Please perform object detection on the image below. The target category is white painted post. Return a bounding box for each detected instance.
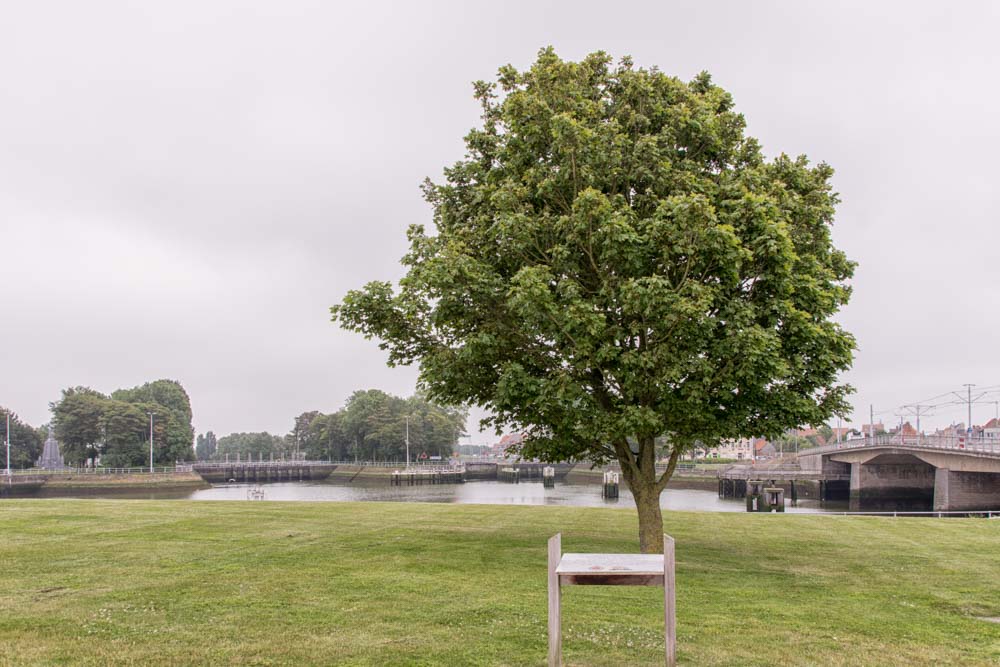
[664,534,676,667]
[548,533,561,667]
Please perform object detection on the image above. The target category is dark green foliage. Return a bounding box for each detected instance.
[298,412,351,461]
[289,391,467,462]
[340,390,467,461]
[334,49,855,550]
[51,379,195,467]
[0,408,44,469]
[112,380,195,463]
[215,432,288,460]
[293,389,469,461]
[195,431,217,461]
[50,387,106,465]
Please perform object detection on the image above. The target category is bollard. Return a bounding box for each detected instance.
[746,480,765,512]
[763,487,785,512]
[602,471,620,499]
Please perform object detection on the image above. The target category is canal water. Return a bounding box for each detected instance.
[32,480,844,513]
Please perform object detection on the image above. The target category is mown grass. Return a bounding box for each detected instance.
[0,500,998,666]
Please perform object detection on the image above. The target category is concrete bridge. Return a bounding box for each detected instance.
[798,436,1000,511]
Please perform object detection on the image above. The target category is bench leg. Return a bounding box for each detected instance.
[548,533,561,667]
[664,534,676,667]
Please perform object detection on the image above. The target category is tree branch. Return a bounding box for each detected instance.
[655,446,681,493]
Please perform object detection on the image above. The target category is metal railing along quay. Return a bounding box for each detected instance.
[6,465,190,476]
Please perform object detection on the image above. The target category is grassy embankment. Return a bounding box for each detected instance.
[41,472,207,489]
[1,501,998,666]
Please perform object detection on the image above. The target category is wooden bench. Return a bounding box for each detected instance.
[547,533,676,666]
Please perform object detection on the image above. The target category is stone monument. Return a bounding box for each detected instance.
[36,427,67,470]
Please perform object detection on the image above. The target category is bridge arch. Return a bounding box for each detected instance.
[799,444,1000,511]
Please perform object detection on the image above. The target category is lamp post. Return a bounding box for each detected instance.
[5,411,10,477]
[405,415,410,470]
[148,412,155,473]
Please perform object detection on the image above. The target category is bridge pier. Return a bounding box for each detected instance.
[934,468,1000,511]
[848,458,935,511]
[805,445,1000,512]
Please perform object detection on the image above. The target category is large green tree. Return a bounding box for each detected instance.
[336,390,466,463]
[195,431,218,461]
[112,380,195,463]
[52,379,195,467]
[215,432,288,460]
[0,408,44,469]
[51,387,107,465]
[333,49,855,552]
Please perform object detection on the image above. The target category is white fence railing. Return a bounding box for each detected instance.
[7,465,188,476]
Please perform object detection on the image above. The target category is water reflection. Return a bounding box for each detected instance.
[27,479,844,512]
[185,480,837,513]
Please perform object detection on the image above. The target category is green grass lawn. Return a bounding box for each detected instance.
[0,500,998,666]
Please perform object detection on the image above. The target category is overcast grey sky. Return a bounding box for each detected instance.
[3,1,999,440]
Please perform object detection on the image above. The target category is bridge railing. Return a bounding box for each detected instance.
[804,434,1000,456]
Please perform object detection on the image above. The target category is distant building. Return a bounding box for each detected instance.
[890,422,918,437]
[934,423,966,438]
[982,418,1000,440]
[862,422,886,435]
[828,426,853,442]
[754,439,777,459]
[491,433,526,457]
[706,437,755,461]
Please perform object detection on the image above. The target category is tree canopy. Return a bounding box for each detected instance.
[195,431,218,461]
[334,49,855,551]
[202,390,466,463]
[215,432,288,460]
[51,379,195,467]
[0,408,44,469]
[291,390,466,463]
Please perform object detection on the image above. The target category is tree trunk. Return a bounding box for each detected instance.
[613,437,681,554]
[632,484,665,554]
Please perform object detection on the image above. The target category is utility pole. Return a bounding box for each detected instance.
[148,412,155,473]
[902,404,935,444]
[953,384,987,438]
[965,383,974,433]
[869,404,875,445]
[5,411,10,476]
[405,415,410,469]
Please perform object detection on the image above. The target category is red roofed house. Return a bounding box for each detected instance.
[491,433,526,458]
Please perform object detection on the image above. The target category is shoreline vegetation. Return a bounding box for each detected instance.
[0,500,997,666]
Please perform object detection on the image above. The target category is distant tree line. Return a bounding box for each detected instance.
[50,379,195,467]
[195,431,217,460]
[196,389,468,463]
